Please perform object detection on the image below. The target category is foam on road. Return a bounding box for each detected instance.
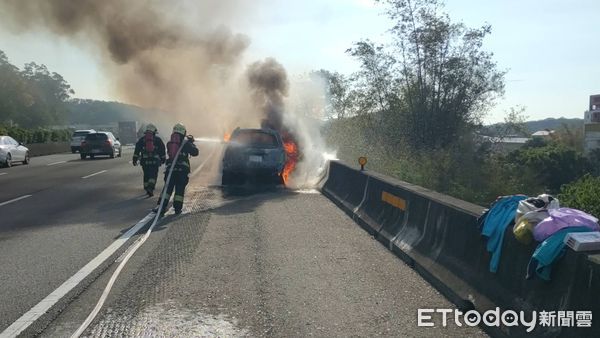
[42,181,485,336]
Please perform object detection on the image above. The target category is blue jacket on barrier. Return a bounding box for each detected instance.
[526,226,591,281]
[481,195,527,273]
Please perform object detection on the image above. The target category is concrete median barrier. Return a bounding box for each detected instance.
[27,142,70,157]
[321,160,600,337]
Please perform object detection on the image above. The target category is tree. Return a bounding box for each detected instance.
[373,0,505,149]
[314,70,356,119]
[0,50,74,128]
[19,62,74,127]
[346,40,398,115]
[551,123,584,152]
[0,50,31,124]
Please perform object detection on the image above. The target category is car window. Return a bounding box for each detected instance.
[73,131,91,137]
[232,131,277,147]
[7,137,18,145]
[85,133,108,141]
[0,137,4,145]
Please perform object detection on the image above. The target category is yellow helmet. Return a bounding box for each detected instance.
[145,123,157,133]
[173,123,186,136]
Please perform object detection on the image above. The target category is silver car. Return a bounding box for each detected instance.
[0,136,30,168]
[70,129,96,153]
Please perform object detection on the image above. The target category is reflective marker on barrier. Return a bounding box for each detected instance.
[381,191,406,210]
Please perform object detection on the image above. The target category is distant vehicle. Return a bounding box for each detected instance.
[118,121,139,145]
[80,132,122,160]
[0,136,30,168]
[222,128,286,185]
[70,129,96,153]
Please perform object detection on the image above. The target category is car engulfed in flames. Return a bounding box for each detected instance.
[221,128,290,186]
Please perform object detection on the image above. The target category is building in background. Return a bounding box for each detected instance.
[480,135,531,154]
[532,130,555,140]
[584,94,600,155]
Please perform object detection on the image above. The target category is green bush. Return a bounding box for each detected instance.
[504,143,587,194]
[0,124,72,143]
[558,174,600,218]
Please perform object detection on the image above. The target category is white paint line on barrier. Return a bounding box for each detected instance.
[81,170,107,179]
[0,195,32,208]
[0,212,156,338]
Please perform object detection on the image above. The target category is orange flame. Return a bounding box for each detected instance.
[223,132,231,141]
[282,139,299,185]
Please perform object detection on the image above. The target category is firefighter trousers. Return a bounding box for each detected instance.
[157,171,189,213]
[142,165,159,192]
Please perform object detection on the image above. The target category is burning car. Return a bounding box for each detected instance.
[222,128,287,186]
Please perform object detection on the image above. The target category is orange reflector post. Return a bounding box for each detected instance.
[358,156,367,170]
[381,191,406,210]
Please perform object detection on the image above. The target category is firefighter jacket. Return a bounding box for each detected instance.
[165,140,199,174]
[133,135,166,166]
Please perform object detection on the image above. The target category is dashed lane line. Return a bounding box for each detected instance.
[47,161,67,166]
[0,173,6,176]
[0,195,32,207]
[81,170,107,179]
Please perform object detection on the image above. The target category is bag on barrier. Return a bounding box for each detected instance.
[513,218,534,245]
[514,194,559,224]
[533,208,600,242]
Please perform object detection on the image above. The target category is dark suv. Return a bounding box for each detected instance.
[222,128,286,185]
[80,132,122,159]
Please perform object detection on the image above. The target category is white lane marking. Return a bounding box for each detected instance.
[0,195,32,207]
[0,212,156,338]
[0,172,6,176]
[72,141,218,337]
[47,161,66,166]
[81,170,107,179]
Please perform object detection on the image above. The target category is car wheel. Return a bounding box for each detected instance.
[221,170,231,186]
[109,151,115,159]
[80,153,87,160]
[90,154,95,159]
[118,147,122,157]
[4,153,12,168]
[23,152,30,165]
[71,148,76,154]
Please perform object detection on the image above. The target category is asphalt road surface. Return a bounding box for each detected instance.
[0,144,484,337]
[2,142,485,337]
[0,145,211,334]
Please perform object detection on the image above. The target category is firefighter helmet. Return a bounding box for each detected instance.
[173,123,186,136]
[145,123,157,133]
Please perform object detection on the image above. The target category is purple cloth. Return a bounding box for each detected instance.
[533,208,599,242]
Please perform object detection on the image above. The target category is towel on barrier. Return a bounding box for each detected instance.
[481,195,527,273]
[526,226,593,281]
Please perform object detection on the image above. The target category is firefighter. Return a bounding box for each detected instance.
[155,123,198,216]
[132,123,166,197]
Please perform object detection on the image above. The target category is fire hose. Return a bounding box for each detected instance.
[71,138,191,338]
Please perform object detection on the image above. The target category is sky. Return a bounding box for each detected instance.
[0,0,598,123]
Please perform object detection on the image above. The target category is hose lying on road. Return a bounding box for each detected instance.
[71,138,190,338]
